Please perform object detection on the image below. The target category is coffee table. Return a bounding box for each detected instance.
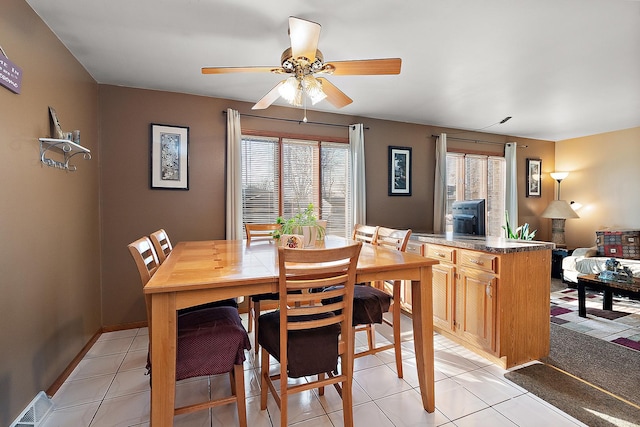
[576,274,640,317]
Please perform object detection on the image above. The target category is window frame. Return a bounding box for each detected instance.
[240,129,351,235]
[446,148,506,237]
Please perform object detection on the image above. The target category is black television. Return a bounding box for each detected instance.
[451,199,486,236]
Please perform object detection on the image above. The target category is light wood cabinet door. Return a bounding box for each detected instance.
[432,262,455,330]
[457,267,497,352]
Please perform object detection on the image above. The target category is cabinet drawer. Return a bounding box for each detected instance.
[459,250,497,273]
[406,241,424,256]
[426,244,456,263]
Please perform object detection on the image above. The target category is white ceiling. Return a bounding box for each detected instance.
[26,0,640,141]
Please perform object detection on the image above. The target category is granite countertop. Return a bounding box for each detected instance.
[411,233,555,254]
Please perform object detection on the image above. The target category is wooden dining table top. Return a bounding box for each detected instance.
[144,235,438,296]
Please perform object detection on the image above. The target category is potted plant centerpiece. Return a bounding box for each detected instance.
[273,204,326,247]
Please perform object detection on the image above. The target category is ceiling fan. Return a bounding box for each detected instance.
[201,16,401,111]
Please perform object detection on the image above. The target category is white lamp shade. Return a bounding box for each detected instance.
[550,172,569,181]
[541,200,580,219]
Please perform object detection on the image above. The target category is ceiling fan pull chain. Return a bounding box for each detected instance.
[303,91,308,122]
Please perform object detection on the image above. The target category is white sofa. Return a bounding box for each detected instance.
[562,246,640,283]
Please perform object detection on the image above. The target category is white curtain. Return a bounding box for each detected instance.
[433,133,447,233]
[226,108,243,240]
[349,124,366,226]
[504,142,518,234]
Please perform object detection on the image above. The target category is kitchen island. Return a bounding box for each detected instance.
[410,233,555,368]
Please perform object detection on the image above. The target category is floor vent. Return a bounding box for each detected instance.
[10,391,53,427]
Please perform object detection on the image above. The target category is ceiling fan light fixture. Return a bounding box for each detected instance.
[279,76,303,107]
[303,75,327,105]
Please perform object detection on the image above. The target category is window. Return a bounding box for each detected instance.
[446,152,505,236]
[241,134,352,237]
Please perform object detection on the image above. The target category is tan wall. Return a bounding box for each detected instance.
[556,127,640,249]
[0,0,100,423]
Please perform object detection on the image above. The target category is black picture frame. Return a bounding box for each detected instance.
[150,123,189,190]
[388,146,412,196]
[526,158,541,198]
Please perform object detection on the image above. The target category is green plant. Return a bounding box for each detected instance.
[272,203,326,240]
[502,210,537,240]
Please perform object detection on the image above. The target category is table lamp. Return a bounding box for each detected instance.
[541,172,578,246]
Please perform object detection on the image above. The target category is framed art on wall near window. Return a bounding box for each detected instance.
[150,123,189,190]
[389,146,411,196]
[526,158,541,198]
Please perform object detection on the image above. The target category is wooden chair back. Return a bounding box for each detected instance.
[127,236,160,330]
[352,224,379,244]
[149,228,173,264]
[278,243,362,331]
[245,223,280,242]
[375,227,412,252]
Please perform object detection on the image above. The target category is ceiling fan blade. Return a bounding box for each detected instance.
[317,78,352,108]
[201,66,281,74]
[252,80,285,110]
[288,16,321,62]
[323,58,402,75]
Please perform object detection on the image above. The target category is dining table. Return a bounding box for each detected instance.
[144,235,438,426]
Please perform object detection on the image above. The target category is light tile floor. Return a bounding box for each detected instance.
[40,308,592,427]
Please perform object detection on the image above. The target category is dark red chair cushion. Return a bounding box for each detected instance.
[157,306,252,381]
[257,311,340,378]
[322,284,391,325]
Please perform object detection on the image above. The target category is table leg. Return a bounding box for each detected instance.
[603,289,613,311]
[150,292,177,426]
[577,283,587,317]
[411,266,435,412]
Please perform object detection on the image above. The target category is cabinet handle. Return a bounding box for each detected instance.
[435,252,446,258]
[470,259,484,266]
[486,284,492,297]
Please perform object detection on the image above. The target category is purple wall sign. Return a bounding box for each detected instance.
[0,55,22,94]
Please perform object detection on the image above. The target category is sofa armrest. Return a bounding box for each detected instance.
[571,246,597,257]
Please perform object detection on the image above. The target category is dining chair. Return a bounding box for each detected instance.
[323,225,412,378]
[149,228,172,264]
[351,223,379,244]
[362,226,412,377]
[127,236,251,425]
[258,243,362,427]
[245,223,281,242]
[245,223,282,353]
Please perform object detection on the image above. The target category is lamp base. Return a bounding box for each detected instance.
[550,218,567,246]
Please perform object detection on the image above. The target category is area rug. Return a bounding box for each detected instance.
[505,323,640,427]
[550,286,640,352]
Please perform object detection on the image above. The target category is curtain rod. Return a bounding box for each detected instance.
[432,134,527,148]
[222,110,369,130]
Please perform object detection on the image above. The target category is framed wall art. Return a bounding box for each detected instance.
[388,146,412,196]
[526,158,541,198]
[150,123,189,190]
